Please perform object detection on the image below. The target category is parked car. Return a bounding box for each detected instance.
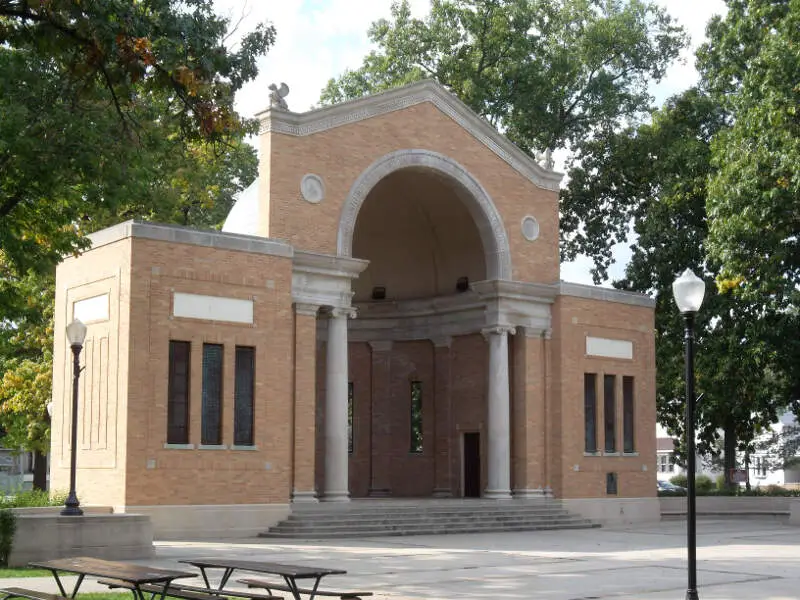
[657,480,687,494]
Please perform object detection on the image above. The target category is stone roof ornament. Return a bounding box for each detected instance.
[535,148,554,170]
[268,82,290,110]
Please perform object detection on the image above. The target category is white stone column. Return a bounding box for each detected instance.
[323,307,354,502]
[483,325,515,499]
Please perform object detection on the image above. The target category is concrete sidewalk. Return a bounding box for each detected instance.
[6,518,799,599]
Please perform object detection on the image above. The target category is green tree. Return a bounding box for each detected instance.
[697,0,800,309]
[561,89,792,485]
[320,0,686,155]
[0,0,273,486]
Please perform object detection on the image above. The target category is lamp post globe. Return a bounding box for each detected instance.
[672,268,705,600]
[62,318,87,516]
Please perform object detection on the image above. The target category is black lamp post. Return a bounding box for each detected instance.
[672,268,706,600]
[62,318,87,516]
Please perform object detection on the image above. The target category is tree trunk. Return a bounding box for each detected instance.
[744,450,751,491]
[32,451,47,491]
[723,421,737,490]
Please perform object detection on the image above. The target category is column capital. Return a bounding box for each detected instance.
[368,340,393,353]
[328,306,357,320]
[294,303,320,317]
[519,326,552,339]
[431,336,452,348]
[481,325,516,341]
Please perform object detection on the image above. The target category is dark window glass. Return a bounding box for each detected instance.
[348,381,354,454]
[410,381,423,453]
[584,374,597,453]
[623,376,635,453]
[167,341,191,444]
[234,346,255,446]
[604,374,616,453]
[201,344,224,446]
[606,472,618,495]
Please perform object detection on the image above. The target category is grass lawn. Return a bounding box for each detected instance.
[0,568,59,578]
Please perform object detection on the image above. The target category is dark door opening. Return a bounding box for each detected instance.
[463,432,481,498]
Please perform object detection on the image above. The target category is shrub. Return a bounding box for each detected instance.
[670,474,688,488]
[695,474,715,493]
[0,509,15,566]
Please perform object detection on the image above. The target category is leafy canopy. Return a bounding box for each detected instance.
[0,0,274,457]
[320,0,686,154]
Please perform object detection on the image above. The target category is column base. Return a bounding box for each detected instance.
[367,488,392,498]
[483,489,512,500]
[321,491,351,503]
[291,490,319,503]
[513,488,549,499]
[432,488,453,498]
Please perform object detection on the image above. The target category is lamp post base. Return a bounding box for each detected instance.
[686,589,699,600]
[61,492,83,516]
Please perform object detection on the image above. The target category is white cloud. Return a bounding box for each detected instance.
[214,0,726,287]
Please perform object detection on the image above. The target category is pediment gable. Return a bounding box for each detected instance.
[257,79,563,192]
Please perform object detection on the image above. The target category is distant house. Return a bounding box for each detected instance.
[656,412,800,488]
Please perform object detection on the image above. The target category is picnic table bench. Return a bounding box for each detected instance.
[240,578,372,600]
[98,579,282,600]
[18,557,197,600]
[0,588,67,600]
[179,558,371,600]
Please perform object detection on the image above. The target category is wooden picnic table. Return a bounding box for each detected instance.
[27,557,198,600]
[178,558,361,600]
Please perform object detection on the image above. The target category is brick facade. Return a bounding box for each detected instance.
[51,81,657,514]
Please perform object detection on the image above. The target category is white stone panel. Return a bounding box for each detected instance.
[586,336,633,359]
[173,293,253,324]
[73,293,110,322]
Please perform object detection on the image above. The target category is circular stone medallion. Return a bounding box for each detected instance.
[521,215,540,241]
[300,174,325,204]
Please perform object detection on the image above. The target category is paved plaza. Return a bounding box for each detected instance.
[15,518,800,599]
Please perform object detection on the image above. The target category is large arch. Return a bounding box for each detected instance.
[336,149,512,281]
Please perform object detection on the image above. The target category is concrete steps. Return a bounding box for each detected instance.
[260,499,599,539]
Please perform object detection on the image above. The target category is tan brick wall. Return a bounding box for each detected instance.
[550,296,657,499]
[263,102,559,284]
[52,238,132,508]
[121,237,295,506]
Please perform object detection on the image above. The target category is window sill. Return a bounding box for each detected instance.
[623,452,639,457]
[603,452,620,457]
[583,451,601,457]
[231,445,258,451]
[198,444,228,450]
[163,443,194,450]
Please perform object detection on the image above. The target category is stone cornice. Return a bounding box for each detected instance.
[559,282,655,308]
[257,79,564,192]
[293,250,369,279]
[88,220,294,258]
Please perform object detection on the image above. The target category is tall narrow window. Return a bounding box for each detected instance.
[201,343,224,446]
[584,374,597,453]
[167,341,191,444]
[604,374,616,453]
[623,376,635,453]
[348,381,354,454]
[234,346,255,446]
[410,381,423,453]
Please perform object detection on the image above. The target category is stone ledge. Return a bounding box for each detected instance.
[9,513,154,567]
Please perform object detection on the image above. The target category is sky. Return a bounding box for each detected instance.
[213,0,727,286]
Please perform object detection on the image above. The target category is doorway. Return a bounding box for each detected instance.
[463,432,481,498]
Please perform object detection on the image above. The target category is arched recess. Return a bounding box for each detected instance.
[337,149,512,281]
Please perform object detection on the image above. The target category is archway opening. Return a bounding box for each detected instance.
[352,167,487,302]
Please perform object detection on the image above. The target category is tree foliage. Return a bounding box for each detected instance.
[560,0,800,478]
[698,0,800,306]
[0,0,274,461]
[320,0,686,154]
[561,89,791,475]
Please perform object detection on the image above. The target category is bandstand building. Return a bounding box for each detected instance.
[50,80,658,538]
